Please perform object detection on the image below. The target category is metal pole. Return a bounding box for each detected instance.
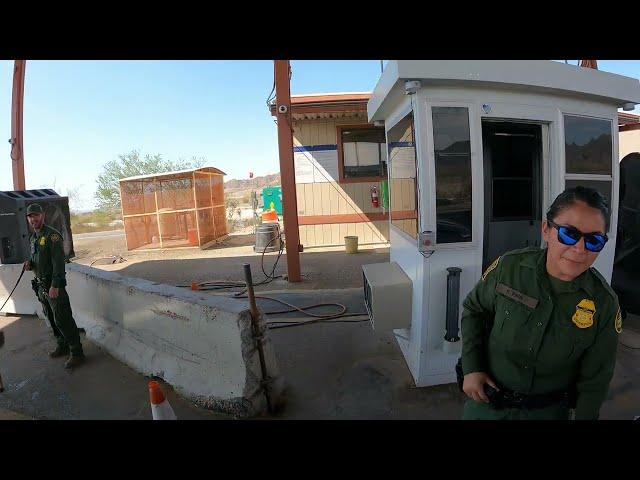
[243,263,273,414]
[274,60,301,282]
[0,331,4,392]
[10,60,26,191]
[444,267,462,343]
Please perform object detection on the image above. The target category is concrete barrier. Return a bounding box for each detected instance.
[0,262,284,417]
[0,264,41,317]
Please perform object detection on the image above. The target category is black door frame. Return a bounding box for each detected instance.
[481,119,543,269]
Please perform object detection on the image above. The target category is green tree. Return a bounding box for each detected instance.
[95,150,206,211]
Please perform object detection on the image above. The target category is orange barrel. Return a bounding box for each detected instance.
[187,229,198,246]
[262,210,278,221]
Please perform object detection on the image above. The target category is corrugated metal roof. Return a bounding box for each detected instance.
[119,166,225,182]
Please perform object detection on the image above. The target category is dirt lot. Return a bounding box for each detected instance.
[71,228,391,292]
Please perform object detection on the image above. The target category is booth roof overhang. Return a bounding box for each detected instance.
[367,60,640,123]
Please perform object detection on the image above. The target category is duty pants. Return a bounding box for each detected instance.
[37,286,84,357]
[462,398,571,420]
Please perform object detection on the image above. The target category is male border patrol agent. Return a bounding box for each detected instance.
[24,203,85,369]
[460,187,620,420]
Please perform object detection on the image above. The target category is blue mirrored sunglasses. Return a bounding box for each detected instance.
[546,219,608,252]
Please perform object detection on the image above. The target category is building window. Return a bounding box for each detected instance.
[564,179,612,214]
[432,106,473,244]
[388,111,419,239]
[563,115,614,229]
[564,115,612,175]
[339,126,387,180]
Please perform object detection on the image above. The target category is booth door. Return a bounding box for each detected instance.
[482,121,543,270]
[612,152,640,315]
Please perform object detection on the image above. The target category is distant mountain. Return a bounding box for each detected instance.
[223,173,281,205]
[565,134,612,173]
[224,173,281,194]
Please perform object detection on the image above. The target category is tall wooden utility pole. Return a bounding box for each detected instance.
[580,60,598,69]
[274,60,301,282]
[10,60,26,191]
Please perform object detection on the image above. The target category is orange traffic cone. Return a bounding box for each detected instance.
[148,380,177,420]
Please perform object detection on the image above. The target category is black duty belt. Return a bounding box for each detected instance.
[484,384,573,410]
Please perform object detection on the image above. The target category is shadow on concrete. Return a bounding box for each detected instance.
[266,319,465,420]
[1,309,639,419]
[0,315,227,420]
[204,233,256,250]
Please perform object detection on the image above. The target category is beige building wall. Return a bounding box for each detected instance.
[619,128,640,160]
[293,113,390,248]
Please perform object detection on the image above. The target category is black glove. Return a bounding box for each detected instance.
[483,384,503,408]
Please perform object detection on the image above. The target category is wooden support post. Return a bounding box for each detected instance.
[274,60,301,282]
[118,182,129,251]
[154,185,163,249]
[192,173,202,247]
[10,60,26,191]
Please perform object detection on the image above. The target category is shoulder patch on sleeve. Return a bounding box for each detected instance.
[615,307,622,334]
[482,256,501,282]
[50,233,61,242]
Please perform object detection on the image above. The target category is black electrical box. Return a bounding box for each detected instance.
[0,189,74,264]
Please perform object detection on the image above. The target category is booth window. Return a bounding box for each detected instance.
[564,115,612,175]
[388,111,419,239]
[564,115,613,229]
[338,126,387,181]
[432,106,473,244]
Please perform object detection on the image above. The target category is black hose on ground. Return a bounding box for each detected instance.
[0,264,26,314]
[176,229,368,328]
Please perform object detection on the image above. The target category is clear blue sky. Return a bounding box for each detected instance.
[0,60,638,211]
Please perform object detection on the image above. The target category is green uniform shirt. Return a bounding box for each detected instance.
[461,247,622,420]
[29,224,67,289]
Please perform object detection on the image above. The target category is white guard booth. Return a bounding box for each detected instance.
[364,60,640,387]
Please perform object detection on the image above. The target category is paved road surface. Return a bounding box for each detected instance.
[73,230,124,240]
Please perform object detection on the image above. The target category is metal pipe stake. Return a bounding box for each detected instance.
[243,264,273,414]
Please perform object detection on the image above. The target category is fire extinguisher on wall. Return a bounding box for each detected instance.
[370,185,379,208]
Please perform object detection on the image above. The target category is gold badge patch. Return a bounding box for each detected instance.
[615,307,622,334]
[39,237,46,246]
[482,256,500,281]
[50,233,61,242]
[572,299,595,329]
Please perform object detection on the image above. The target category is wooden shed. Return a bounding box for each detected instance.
[119,167,227,250]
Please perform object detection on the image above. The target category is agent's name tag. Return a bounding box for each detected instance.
[496,283,539,309]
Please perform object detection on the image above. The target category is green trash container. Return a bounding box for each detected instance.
[262,186,283,215]
[380,180,389,210]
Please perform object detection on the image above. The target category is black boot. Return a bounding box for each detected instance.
[64,355,85,369]
[49,346,70,358]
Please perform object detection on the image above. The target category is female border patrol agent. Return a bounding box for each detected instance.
[461,186,621,420]
[23,203,85,369]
